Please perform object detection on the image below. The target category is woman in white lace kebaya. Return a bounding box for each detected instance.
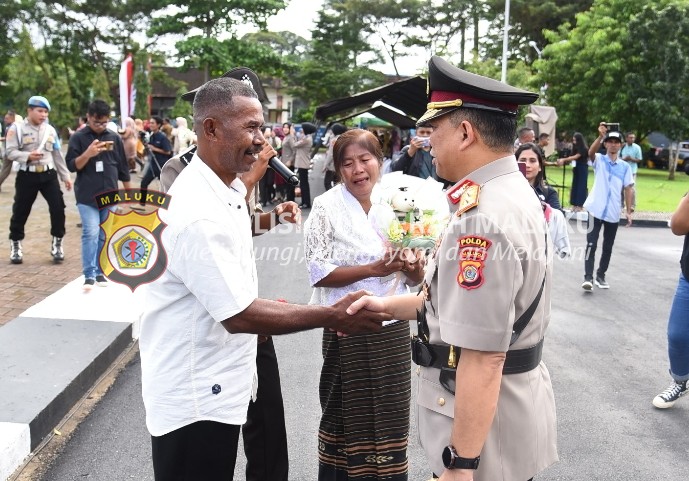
[304,129,424,481]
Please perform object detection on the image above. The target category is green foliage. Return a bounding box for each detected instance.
[169,87,192,120]
[539,0,687,139]
[133,50,152,120]
[150,0,286,82]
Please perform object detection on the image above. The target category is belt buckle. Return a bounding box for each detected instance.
[35,165,45,173]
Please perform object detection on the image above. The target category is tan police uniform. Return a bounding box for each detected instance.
[413,56,558,481]
[418,157,558,480]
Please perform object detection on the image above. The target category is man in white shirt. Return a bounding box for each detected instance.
[139,77,389,481]
[581,126,634,292]
[620,131,642,212]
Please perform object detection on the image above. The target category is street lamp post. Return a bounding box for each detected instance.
[500,0,510,83]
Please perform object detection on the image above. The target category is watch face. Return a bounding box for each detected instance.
[442,446,453,468]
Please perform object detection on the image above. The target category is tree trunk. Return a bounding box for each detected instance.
[668,142,678,180]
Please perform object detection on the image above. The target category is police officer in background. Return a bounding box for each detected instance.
[6,96,72,264]
[348,57,558,481]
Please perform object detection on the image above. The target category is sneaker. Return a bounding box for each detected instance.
[10,240,22,264]
[83,278,95,291]
[581,279,593,292]
[51,236,64,262]
[594,276,609,289]
[653,380,688,409]
[95,275,108,287]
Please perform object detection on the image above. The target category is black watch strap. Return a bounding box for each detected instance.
[442,445,480,470]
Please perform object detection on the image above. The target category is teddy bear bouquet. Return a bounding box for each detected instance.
[371,173,450,251]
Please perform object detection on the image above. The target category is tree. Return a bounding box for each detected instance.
[149,0,286,82]
[538,0,686,154]
[410,0,483,67]
[624,1,689,179]
[346,0,422,78]
[290,0,385,108]
[483,0,594,63]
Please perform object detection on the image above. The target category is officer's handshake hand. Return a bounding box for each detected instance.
[330,290,391,335]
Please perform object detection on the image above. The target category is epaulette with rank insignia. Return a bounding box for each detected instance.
[446,179,480,217]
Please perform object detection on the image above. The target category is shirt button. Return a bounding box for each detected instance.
[438,397,446,407]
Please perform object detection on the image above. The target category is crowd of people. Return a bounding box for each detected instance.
[0,56,687,481]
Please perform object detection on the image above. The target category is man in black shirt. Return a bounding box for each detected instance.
[140,116,172,206]
[66,99,132,290]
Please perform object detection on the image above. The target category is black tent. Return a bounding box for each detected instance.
[330,104,418,129]
[314,76,427,124]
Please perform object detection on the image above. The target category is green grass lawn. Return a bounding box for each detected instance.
[544,165,689,213]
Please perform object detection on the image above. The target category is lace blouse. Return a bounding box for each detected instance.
[303,183,409,308]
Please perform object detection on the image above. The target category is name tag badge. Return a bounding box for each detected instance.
[22,134,34,145]
[95,160,104,172]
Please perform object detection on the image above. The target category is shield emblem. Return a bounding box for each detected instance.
[99,210,168,291]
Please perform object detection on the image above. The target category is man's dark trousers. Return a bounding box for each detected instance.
[9,169,65,240]
[243,337,289,481]
[585,216,619,280]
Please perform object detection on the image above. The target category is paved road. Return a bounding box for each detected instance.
[35,218,689,478]
[9,156,689,480]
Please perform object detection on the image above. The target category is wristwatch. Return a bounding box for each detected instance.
[442,445,480,470]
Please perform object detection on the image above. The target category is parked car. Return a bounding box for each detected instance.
[647,141,689,169]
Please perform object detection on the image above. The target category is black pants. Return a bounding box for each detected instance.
[151,421,240,481]
[298,168,311,206]
[585,216,619,280]
[324,170,335,192]
[9,169,65,240]
[243,338,289,481]
[259,169,275,205]
[140,158,163,205]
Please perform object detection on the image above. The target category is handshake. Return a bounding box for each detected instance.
[328,290,392,335]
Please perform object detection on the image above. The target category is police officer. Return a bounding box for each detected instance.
[6,96,72,264]
[348,57,558,481]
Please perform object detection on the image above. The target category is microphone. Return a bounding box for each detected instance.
[269,156,300,186]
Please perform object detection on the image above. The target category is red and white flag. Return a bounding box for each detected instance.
[119,54,135,125]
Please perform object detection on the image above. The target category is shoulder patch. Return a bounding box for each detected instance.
[456,235,492,290]
[447,180,480,216]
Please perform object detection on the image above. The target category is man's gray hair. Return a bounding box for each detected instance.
[192,77,258,128]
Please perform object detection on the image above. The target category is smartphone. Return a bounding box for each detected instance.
[517,161,527,177]
[417,136,430,148]
[603,122,620,133]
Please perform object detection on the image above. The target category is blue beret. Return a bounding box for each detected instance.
[28,96,51,111]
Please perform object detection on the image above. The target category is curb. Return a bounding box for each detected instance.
[0,278,143,481]
[564,211,670,228]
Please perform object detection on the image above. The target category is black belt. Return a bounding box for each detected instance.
[412,338,544,375]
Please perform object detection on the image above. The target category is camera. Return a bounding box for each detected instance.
[417,136,431,148]
[603,122,620,133]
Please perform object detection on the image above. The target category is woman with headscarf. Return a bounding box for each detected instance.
[120,117,139,173]
[172,116,196,155]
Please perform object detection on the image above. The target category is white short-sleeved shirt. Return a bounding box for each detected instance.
[139,155,258,437]
[583,154,634,223]
[303,184,409,308]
